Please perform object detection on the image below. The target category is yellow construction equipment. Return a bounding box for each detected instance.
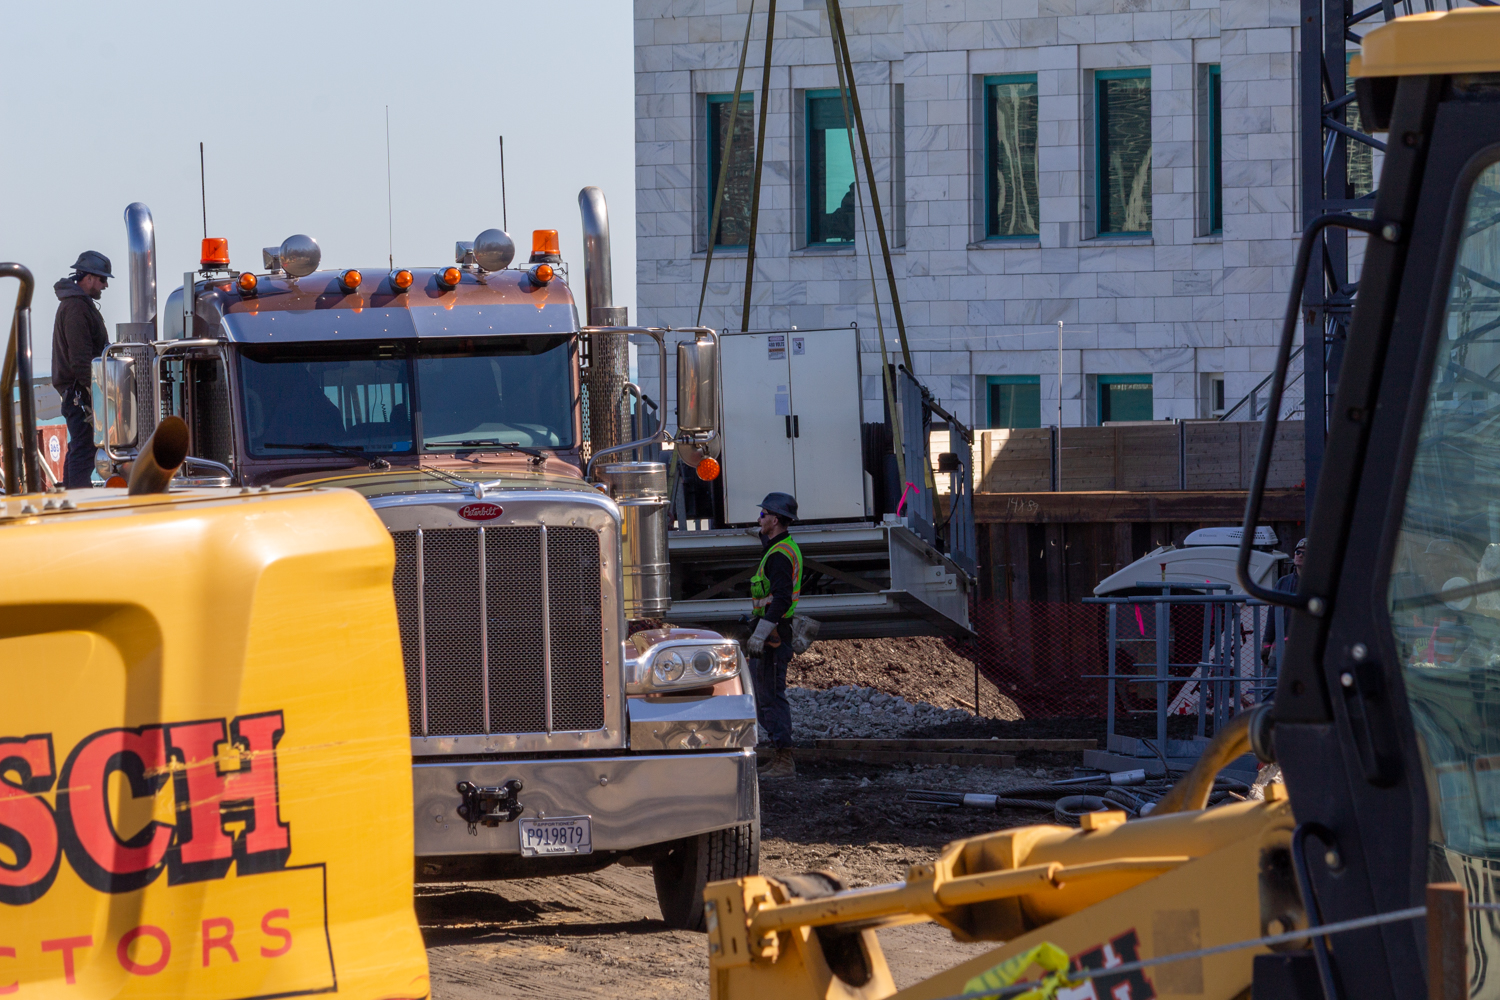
[1,260,429,1000]
[706,7,1500,997]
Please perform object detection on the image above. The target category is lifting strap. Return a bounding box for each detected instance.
[822,0,906,490]
[694,0,758,327]
[739,0,778,332]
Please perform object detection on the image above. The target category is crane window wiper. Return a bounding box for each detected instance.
[262,442,392,469]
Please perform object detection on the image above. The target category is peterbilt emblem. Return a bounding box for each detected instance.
[458,502,504,521]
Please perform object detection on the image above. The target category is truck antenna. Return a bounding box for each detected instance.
[199,142,207,239]
[393,106,399,269]
[498,135,508,232]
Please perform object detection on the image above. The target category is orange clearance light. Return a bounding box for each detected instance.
[532,229,560,257]
[696,456,721,482]
[105,475,127,488]
[391,269,414,291]
[338,269,362,292]
[200,237,230,267]
[236,272,258,294]
[438,266,462,290]
[529,263,554,285]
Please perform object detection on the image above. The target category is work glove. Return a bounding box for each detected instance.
[746,618,776,656]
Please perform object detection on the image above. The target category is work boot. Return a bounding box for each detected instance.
[761,748,796,781]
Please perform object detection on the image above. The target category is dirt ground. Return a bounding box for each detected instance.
[788,635,1022,719]
[422,755,1073,999]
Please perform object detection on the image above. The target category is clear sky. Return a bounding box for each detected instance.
[0,1,636,378]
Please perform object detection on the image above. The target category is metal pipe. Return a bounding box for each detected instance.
[124,203,156,327]
[584,326,680,479]
[579,188,630,458]
[578,187,616,326]
[0,263,38,495]
[126,415,189,495]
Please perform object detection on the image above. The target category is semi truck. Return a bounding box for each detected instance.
[88,189,757,930]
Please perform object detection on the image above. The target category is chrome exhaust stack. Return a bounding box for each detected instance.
[579,187,630,462]
[119,203,156,343]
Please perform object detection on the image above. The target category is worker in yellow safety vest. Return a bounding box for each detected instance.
[747,491,802,781]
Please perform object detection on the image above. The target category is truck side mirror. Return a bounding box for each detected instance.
[91,354,138,450]
[676,332,720,439]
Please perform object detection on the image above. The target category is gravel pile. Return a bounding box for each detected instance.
[761,684,978,742]
[789,637,1022,718]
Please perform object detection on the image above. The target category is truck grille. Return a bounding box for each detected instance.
[391,526,605,737]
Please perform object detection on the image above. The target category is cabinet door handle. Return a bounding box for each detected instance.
[793,415,800,438]
[785,415,792,438]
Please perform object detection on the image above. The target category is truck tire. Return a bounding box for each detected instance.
[652,819,760,931]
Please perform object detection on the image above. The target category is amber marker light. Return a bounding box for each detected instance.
[201,237,230,268]
[438,266,462,290]
[391,269,414,291]
[532,229,560,257]
[236,272,258,295]
[696,457,721,482]
[337,269,362,293]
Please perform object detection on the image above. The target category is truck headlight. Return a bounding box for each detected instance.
[628,641,739,693]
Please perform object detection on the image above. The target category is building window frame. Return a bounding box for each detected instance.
[1096,373,1154,424]
[1094,68,1153,237]
[805,88,859,247]
[986,375,1042,429]
[983,73,1041,241]
[704,92,755,250]
[1202,64,1223,235]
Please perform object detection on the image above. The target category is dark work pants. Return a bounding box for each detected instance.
[59,386,95,489]
[754,639,795,749]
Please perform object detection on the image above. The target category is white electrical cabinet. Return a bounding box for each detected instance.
[718,328,865,524]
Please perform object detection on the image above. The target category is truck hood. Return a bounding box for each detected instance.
[279,467,604,501]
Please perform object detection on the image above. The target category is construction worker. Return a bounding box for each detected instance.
[51,251,113,488]
[747,492,801,781]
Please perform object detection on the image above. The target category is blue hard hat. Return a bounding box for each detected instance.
[759,492,798,522]
[70,251,114,280]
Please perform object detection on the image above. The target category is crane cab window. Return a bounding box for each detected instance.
[1389,160,1500,857]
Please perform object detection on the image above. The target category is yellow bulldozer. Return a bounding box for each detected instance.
[704,8,1500,999]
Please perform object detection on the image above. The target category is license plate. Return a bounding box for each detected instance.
[518,816,593,857]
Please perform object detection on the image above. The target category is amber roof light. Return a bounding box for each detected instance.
[338,269,362,293]
[529,263,554,286]
[201,237,230,268]
[438,266,462,290]
[391,269,414,291]
[236,272,258,295]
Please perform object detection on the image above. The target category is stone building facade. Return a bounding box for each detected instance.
[632,0,1303,432]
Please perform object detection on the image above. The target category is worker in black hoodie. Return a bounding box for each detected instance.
[52,252,113,488]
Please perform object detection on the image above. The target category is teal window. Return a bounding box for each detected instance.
[987,376,1041,428]
[984,75,1040,239]
[706,93,755,247]
[1208,65,1222,234]
[806,90,857,245]
[1098,374,1153,423]
[1096,69,1152,235]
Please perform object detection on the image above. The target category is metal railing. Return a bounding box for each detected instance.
[1083,584,1285,758]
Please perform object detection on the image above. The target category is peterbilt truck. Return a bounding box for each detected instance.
[90,190,756,930]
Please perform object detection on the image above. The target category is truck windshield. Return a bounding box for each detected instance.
[237,335,574,457]
[417,336,573,450]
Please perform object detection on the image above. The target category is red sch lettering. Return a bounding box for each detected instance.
[224,713,290,872]
[56,727,173,893]
[117,925,171,976]
[201,918,239,966]
[0,946,16,995]
[163,720,235,882]
[0,735,60,905]
[260,908,292,958]
[40,936,93,985]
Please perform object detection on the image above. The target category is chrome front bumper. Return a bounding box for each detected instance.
[412,749,758,857]
[627,693,757,751]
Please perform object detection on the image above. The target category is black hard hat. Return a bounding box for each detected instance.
[759,492,798,522]
[70,251,114,280]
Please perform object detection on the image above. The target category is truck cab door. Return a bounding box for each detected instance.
[1276,70,1500,997]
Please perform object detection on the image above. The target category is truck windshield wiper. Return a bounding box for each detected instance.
[450,438,545,460]
[262,442,391,469]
